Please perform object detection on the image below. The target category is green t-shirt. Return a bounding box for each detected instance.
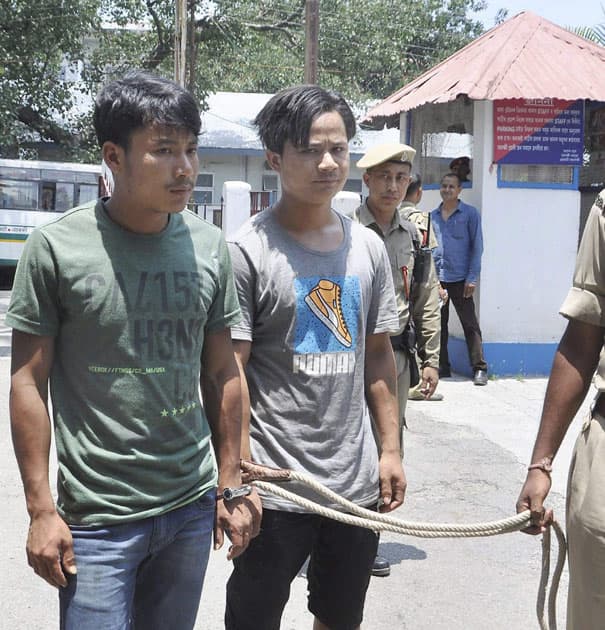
[7,200,241,525]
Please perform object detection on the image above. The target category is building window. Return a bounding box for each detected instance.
[342,179,362,193]
[498,165,577,189]
[581,100,605,193]
[410,97,474,187]
[262,173,279,191]
[194,173,214,204]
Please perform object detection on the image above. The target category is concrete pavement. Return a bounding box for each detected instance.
[0,288,590,628]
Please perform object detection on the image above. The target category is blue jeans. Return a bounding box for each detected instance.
[60,491,216,630]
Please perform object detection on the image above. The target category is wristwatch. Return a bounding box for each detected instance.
[217,485,253,502]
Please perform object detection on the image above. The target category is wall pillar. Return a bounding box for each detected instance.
[222,181,251,238]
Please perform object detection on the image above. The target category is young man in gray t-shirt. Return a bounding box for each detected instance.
[225,85,406,630]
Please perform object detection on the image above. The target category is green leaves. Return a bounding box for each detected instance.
[571,23,605,45]
[0,0,486,156]
[0,0,99,157]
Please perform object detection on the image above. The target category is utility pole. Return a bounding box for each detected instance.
[187,0,197,93]
[174,0,187,87]
[304,0,319,84]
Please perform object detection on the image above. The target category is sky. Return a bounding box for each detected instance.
[474,0,604,29]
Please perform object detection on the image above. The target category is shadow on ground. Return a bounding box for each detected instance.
[377,541,427,565]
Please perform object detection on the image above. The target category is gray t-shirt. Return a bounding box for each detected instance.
[229,208,398,511]
[7,200,241,525]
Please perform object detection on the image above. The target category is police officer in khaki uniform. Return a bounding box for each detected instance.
[349,143,441,576]
[400,172,439,249]
[517,190,605,630]
[401,172,446,402]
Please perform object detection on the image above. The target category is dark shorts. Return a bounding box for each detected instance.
[225,507,379,630]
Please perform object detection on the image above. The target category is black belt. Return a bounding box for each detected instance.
[390,333,406,351]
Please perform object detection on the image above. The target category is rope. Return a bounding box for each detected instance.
[254,479,528,537]
[251,470,567,630]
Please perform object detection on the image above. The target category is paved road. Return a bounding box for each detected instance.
[0,288,588,629]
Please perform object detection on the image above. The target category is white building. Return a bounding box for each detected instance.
[195,91,399,211]
[364,11,605,376]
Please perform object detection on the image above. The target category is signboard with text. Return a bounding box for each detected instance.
[493,99,583,165]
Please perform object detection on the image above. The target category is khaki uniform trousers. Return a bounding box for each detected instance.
[566,410,605,629]
[394,349,410,456]
[370,349,409,458]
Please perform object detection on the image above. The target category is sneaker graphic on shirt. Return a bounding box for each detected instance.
[304,279,352,348]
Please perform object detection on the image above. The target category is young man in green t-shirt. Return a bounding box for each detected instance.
[8,71,259,630]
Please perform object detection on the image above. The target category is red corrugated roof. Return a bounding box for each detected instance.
[363,11,605,123]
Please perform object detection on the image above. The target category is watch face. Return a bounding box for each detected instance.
[222,485,252,501]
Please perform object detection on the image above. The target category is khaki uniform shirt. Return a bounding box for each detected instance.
[559,191,605,391]
[400,201,439,250]
[349,201,441,368]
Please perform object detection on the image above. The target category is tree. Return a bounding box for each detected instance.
[572,23,605,45]
[0,0,486,157]
[84,1,305,109]
[0,0,306,156]
[0,0,100,158]
[317,0,487,102]
[568,5,605,45]
[494,8,508,25]
[208,0,487,104]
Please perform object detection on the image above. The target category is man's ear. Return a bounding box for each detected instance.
[362,171,370,187]
[265,149,281,173]
[102,141,125,175]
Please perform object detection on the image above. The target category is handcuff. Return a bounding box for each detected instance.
[217,485,253,502]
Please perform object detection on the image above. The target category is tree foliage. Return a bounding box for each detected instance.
[0,0,99,157]
[207,0,487,103]
[317,0,486,101]
[0,0,487,157]
[572,23,605,45]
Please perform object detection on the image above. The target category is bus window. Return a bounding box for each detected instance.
[41,186,55,210]
[77,183,99,205]
[55,182,74,212]
[39,182,74,212]
[0,179,37,209]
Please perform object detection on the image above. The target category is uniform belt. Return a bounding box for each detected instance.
[390,333,406,351]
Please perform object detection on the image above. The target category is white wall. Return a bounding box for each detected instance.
[198,154,270,202]
[199,151,368,206]
[333,191,361,216]
[222,181,252,238]
[473,100,579,344]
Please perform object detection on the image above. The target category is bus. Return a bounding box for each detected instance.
[0,158,111,268]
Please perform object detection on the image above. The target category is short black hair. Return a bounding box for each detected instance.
[254,84,356,154]
[449,156,470,169]
[94,71,201,149]
[441,172,461,186]
[405,172,422,199]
